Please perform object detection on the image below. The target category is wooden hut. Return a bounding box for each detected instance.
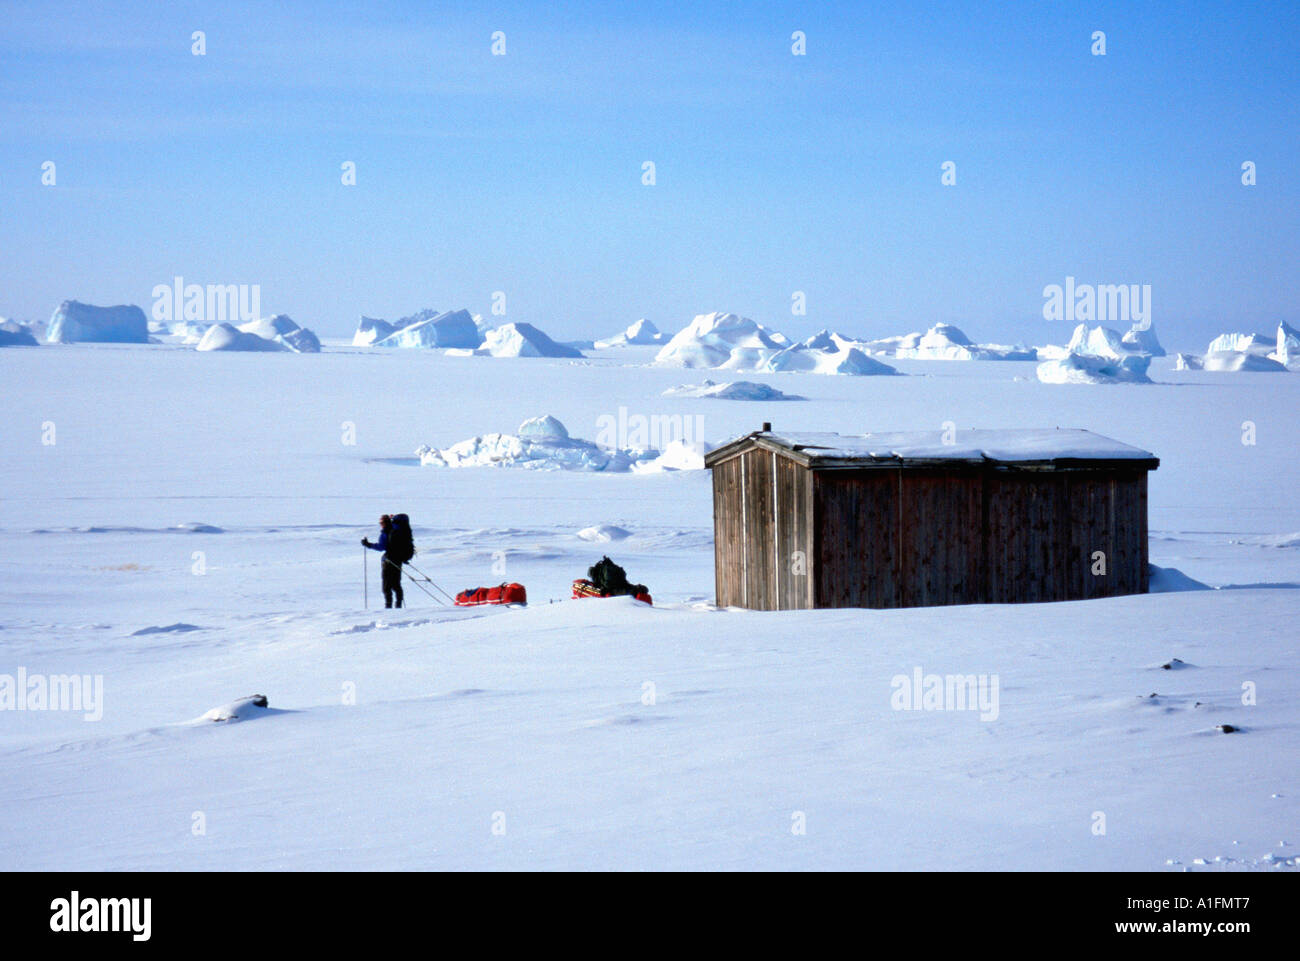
[704,425,1158,610]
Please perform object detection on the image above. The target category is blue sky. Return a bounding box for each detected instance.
[2,0,1296,349]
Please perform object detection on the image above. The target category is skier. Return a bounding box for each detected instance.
[362,514,404,609]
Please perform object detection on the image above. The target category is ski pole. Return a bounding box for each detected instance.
[363,545,368,609]
[405,560,458,604]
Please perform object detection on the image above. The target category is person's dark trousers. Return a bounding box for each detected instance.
[382,557,404,608]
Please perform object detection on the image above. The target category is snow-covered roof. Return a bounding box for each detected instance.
[705,428,1158,469]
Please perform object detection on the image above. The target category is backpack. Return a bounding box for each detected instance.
[387,513,415,563]
[587,556,647,598]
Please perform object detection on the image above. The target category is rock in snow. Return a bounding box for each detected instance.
[596,319,667,348]
[46,300,149,344]
[200,694,270,723]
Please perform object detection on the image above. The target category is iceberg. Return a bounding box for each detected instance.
[196,323,289,352]
[372,309,482,349]
[237,314,320,353]
[596,318,666,348]
[416,415,657,471]
[46,300,149,344]
[0,319,39,347]
[654,312,790,369]
[475,322,584,358]
[1036,352,1152,384]
[663,379,806,401]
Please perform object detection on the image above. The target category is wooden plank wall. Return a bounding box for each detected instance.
[711,455,743,607]
[812,469,900,608]
[773,454,814,609]
[896,469,985,607]
[714,449,1151,609]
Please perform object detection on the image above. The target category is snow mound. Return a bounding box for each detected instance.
[1148,565,1212,592]
[46,300,149,344]
[654,312,790,368]
[663,379,806,400]
[196,323,288,352]
[0,319,39,347]
[238,315,320,353]
[1036,352,1152,384]
[373,309,482,349]
[475,322,584,358]
[632,439,710,473]
[596,318,666,348]
[416,415,658,471]
[199,694,270,723]
[578,525,632,542]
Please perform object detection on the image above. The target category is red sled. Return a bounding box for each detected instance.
[571,578,652,606]
[454,583,527,607]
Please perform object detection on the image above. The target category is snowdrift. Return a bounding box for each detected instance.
[663,379,806,401]
[46,300,149,344]
[596,318,666,348]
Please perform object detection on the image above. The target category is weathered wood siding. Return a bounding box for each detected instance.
[711,453,744,607]
[713,447,1151,610]
[896,468,985,607]
[712,449,814,608]
[812,469,900,608]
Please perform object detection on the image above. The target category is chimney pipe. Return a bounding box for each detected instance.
[761,422,772,433]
